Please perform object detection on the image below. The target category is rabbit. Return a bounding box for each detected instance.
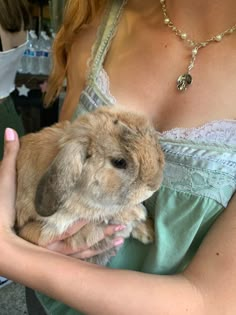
[15,106,165,265]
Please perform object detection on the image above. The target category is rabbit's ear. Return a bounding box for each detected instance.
[35,140,88,217]
[114,119,139,141]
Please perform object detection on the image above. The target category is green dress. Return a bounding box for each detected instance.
[36,1,236,314]
[0,96,24,159]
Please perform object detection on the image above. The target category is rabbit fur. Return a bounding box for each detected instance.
[15,106,165,265]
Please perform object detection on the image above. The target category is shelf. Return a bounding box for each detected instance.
[16,73,48,90]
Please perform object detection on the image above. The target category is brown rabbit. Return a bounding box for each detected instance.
[15,106,164,265]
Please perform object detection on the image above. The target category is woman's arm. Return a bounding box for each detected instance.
[184,192,236,314]
[0,129,235,315]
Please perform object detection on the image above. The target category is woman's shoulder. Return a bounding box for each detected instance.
[69,8,105,59]
[67,14,104,86]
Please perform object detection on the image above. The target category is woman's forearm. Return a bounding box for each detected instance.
[2,193,236,315]
[1,233,203,315]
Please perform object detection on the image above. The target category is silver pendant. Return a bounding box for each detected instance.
[176,73,192,91]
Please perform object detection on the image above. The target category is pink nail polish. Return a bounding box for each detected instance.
[5,128,15,141]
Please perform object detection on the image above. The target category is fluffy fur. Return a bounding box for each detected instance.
[15,106,165,265]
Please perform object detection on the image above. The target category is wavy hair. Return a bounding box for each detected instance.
[44,0,108,106]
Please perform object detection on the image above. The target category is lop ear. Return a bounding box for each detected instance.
[113,119,139,143]
[35,140,88,217]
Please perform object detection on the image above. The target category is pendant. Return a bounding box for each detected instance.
[176,73,192,91]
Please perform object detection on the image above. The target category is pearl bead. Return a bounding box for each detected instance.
[187,40,195,47]
[160,0,165,3]
[180,33,187,40]
[215,35,222,41]
[192,48,198,55]
[164,18,170,24]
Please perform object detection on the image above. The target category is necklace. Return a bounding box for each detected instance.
[160,0,236,91]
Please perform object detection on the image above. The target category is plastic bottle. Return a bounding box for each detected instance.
[37,31,47,50]
[19,44,30,73]
[36,31,45,74]
[19,31,33,73]
[38,33,52,75]
[27,30,39,74]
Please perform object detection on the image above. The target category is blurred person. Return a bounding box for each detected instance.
[0,0,30,159]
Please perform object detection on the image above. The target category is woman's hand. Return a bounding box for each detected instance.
[0,128,19,235]
[45,223,125,260]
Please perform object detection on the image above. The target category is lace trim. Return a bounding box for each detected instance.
[162,162,235,207]
[96,68,117,104]
[160,120,236,145]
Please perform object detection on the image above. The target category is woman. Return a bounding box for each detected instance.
[1,0,236,314]
[0,0,30,159]
[0,0,29,289]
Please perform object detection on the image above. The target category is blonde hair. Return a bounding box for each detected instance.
[45,0,108,106]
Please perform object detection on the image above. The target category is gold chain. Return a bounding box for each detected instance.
[160,0,236,91]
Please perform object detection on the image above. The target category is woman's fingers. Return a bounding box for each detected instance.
[45,220,88,244]
[46,239,84,254]
[0,128,19,198]
[70,237,124,260]
[103,224,126,237]
[0,128,19,230]
[46,224,126,256]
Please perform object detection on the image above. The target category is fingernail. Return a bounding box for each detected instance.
[5,128,15,141]
[113,238,124,246]
[114,225,126,232]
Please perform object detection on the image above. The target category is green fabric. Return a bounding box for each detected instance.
[0,96,24,159]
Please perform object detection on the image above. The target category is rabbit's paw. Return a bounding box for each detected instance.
[131,218,155,244]
[133,204,148,222]
[38,228,58,247]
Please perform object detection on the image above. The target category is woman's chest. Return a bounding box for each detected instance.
[103,32,236,131]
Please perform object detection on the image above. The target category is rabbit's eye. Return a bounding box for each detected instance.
[110,158,127,169]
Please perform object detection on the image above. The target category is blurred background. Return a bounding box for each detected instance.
[12,0,66,135]
[0,1,66,313]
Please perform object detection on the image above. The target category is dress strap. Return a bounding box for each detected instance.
[87,0,127,82]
